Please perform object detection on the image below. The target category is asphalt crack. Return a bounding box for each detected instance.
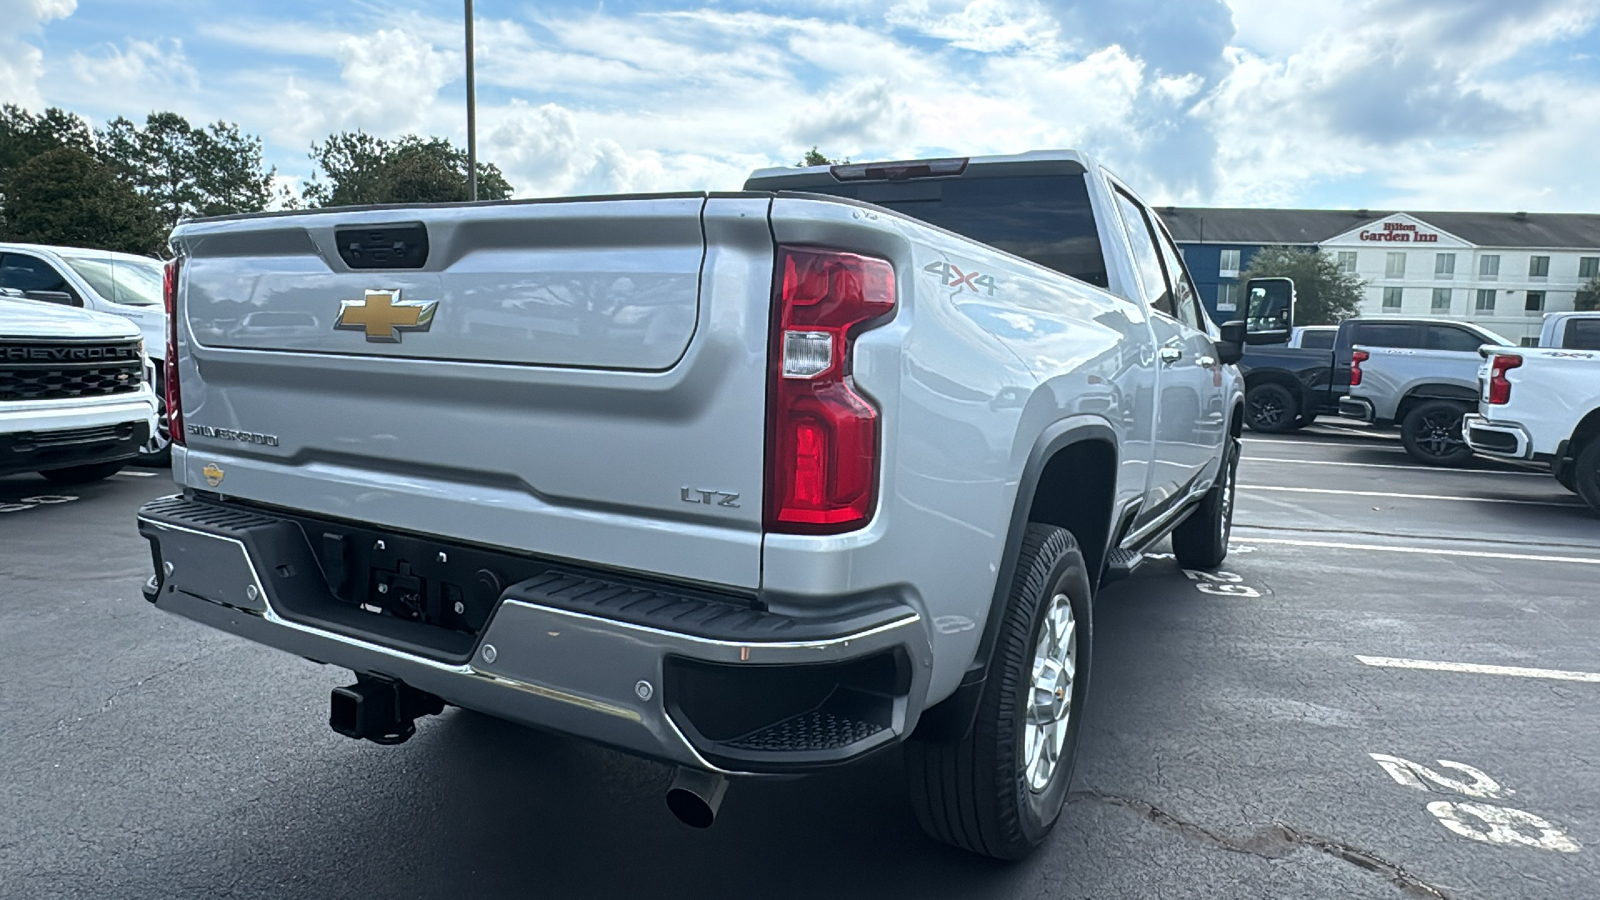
[1073,790,1451,900]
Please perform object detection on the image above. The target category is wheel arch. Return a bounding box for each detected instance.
[1396,383,1478,423]
[1570,406,1600,455]
[912,417,1117,741]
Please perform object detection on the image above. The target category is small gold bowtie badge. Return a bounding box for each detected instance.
[202,463,225,487]
[335,289,438,343]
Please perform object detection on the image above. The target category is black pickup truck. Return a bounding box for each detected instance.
[1239,317,1509,433]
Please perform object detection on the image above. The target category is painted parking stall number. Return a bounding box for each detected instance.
[1368,753,1580,853]
[0,495,78,514]
[1182,569,1262,598]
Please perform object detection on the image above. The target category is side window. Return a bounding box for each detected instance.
[1154,225,1206,332]
[0,253,76,303]
[1425,325,1489,353]
[1352,323,1420,348]
[1110,190,1175,317]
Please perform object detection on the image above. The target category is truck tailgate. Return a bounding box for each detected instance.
[170,195,774,589]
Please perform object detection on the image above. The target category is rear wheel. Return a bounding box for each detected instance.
[40,461,124,484]
[1574,440,1600,517]
[1245,383,1299,433]
[1400,400,1473,466]
[904,524,1091,860]
[1173,432,1239,569]
[1556,465,1578,494]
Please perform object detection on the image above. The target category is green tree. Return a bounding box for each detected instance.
[0,105,95,177]
[302,132,512,207]
[1237,245,1367,326]
[97,112,274,232]
[1577,276,1600,312]
[799,146,847,167]
[0,147,161,254]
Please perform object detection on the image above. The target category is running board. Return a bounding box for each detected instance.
[1102,548,1145,585]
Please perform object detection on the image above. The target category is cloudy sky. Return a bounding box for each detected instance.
[5,0,1600,211]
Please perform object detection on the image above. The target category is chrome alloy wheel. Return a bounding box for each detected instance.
[1024,593,1078,793]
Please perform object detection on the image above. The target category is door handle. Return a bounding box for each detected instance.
[1195,355,1217,368]
[1159,347,1183,365]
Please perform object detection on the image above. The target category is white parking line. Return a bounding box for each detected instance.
[1241,456,1547,477]
[115,471,157,478]
[1242,438,1403,450]
[1357,655,1600,684]
[1235,536,1600,566]
[1240,485,1580,507]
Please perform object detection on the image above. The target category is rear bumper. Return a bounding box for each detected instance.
[1462,414,1531,459]
[1337,395,1375,424]
[136,495,933,775]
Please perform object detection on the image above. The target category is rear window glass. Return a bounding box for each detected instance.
[788,175,1109,289]
[1425,325,1490,352]
[1564,319,1600,350]
[1299,329,1335,350]
[1351,323,1419,348]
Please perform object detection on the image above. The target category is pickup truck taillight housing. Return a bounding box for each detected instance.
[766,247,896,533]
[1487,353,1522,405]
[164,257,184,447]
[1350,349,1368,386]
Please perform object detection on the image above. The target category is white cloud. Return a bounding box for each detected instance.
[0,0,76,109]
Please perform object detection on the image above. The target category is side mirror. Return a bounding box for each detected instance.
[23,290,78,307]
[1243,277,1294,345]
[1217,320,1246,365]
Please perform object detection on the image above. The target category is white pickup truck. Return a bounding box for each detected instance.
[1,290,160,483]
[1537,311,1600,350]
[1463,347,1600,513]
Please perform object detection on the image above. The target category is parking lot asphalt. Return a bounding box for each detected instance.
[3,425,1598,899]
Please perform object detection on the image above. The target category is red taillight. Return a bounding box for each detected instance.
[1488,354,1522,405]
[163,257,184,447]
[1350,349,1368,386]
[766,247,896,533]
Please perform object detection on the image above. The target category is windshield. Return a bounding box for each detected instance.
[786,174,1109,289]
[60,255,164,307]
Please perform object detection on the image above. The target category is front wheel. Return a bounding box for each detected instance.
[1400,401,1473,466]
[134,372,172,467]
[904,524,1092,860]
[1172,433,1239,569]
[1245,384,1299,433]
[1574,440,1600,517]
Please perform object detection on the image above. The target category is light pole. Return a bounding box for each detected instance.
[465,0,478,201]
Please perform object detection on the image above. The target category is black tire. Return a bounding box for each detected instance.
[134,371,172,468]
[904,524,1092,860]
[40,461,125,484]
[1173,432,1239,569]
[1245,383,1299,433]
[1400,400,1474,466]
[1574,440,1600,517]
[1555,465,1578,494]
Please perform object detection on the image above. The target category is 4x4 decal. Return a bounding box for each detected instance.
[924,261,997,296]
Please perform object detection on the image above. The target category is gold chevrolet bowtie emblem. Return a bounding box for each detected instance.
[335,289,438,343]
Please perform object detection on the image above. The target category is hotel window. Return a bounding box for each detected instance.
[1218,249,1241,276]
[1581,257,1600,279]
[1480,254,1500,279]
[1336,251,1358,274]
[1525,290,1545,313]
[1431,288,1452,311]
[1434,253,1455,279]
[1520,337,1540,347]
[1217,282,1239,312]
[1529,256,1550,279]
[1382,286,1403,310]
[1475,289,1496,312]
[1385,252,1406,278]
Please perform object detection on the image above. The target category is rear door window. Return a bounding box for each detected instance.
[1110,190,1175,316]
[1351,323,1421,348]
[1563,319,1600,350]
[1424,325,1490,352]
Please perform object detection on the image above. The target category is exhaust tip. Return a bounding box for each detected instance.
[666,767,728,829]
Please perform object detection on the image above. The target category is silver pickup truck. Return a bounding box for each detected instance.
[136,150,1244,859]
[1337,320,1512,465]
